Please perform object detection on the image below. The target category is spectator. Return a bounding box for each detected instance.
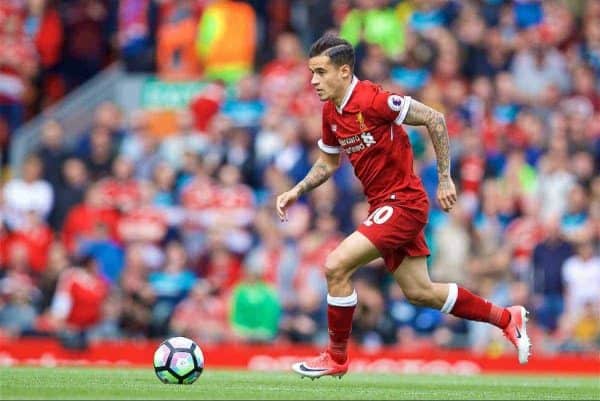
[272,118,311,184]
[430,201,471,285]
[59,0,111,90]
[25,0,64,110]
[3,154,53,230]
[156,0,201,81]
[351,277,397,350]
[197,233,243,293]
[119,110,162,180]
[536,144,576,220]
[339,0,406,61]
[279,282,327,345]
[78,221,125,286]
[84,127,118,181]
[117,181,169,248]
[97,156,143,213]
[260,31,308,106]
[3,210,54,275]
[36,119,70,189]
[116,0,158,73]
[221,127,257,187]
[159,110,208,170]
[390,30,434,93]
[61,183,120,254]
[178,152,219,259]
[76,102,125,161]
[49,157,89,231]
[213,164,255,230]
[148,240,197,337]
[560,183,591,243]
[0,242,40,336]
[561,235,600,322]
[577,8,600,77]
[0,3,38,137]
[118,243,155,338]
[244,220,298,307]
[229,261,281,343]
[196,0,257,84]
[49,253,110,349]
[169,279,230,343]
[221,75,266,130]
[37,241,70,315]
[511,25,570,102]
[531,215,574,333]
[150,161,178,208]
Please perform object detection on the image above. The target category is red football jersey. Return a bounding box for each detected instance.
[319,77,427,208]
[320,77,427,207]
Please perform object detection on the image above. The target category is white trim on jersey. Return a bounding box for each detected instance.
[318,139,341,154]
[394,96,412,125]
[336,75,359,114]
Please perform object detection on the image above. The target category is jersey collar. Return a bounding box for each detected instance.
[335,75,358,114]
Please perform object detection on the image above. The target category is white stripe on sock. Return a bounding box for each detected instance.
[327,289,358,307]
[440,283,458,314]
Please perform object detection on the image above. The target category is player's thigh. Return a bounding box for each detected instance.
[326,230,381,276]
[391,255,433,293]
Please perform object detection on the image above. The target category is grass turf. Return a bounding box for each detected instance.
[0,366,598,400]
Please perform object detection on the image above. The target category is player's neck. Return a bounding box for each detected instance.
[333,77,355,108]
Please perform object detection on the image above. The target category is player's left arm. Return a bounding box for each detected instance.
[403,98,457,212]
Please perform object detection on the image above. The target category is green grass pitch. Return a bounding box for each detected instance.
[0,366,598,400]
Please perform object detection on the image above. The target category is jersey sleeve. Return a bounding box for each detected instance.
[318,104,341,154]
[371,89,412,126]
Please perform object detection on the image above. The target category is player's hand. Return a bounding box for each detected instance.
[276,188,300,222]
[437,177,457,213]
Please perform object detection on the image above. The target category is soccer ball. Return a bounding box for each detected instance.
[153,336,204,384]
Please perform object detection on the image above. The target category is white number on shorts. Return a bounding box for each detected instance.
[364,206,393,226]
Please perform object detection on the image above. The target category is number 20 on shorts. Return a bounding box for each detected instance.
[364,206,393,226]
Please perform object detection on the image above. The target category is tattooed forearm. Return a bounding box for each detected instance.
[403,99,451,180]
[294,159,334,196]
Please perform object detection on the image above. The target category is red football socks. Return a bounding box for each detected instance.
[450,286,511,329]
[326,290,357,364]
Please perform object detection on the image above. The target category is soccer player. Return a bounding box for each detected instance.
[275,34,531,379]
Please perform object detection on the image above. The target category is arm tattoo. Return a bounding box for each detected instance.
[403,99,451,180]
[295,159,333,196]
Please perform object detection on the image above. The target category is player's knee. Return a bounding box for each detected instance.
[404,287,434,307]
[324,252,350,283]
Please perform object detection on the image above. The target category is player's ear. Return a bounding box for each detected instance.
[340,64,351,79]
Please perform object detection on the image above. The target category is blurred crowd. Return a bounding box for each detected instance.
[0,0,599,357]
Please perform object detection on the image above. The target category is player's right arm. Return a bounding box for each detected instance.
[276,151,340,221]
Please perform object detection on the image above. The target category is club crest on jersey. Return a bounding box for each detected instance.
[387,95,404,112]
[356,112,368,132]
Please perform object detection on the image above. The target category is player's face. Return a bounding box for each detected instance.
[308,55,350,104]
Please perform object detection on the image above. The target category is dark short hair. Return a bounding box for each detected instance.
[309,34,355,71]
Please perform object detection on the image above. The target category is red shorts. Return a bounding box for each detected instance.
[357,200,430,273]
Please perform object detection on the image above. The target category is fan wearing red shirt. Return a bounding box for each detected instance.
[49,254,109,334]
[276,35,531,379]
